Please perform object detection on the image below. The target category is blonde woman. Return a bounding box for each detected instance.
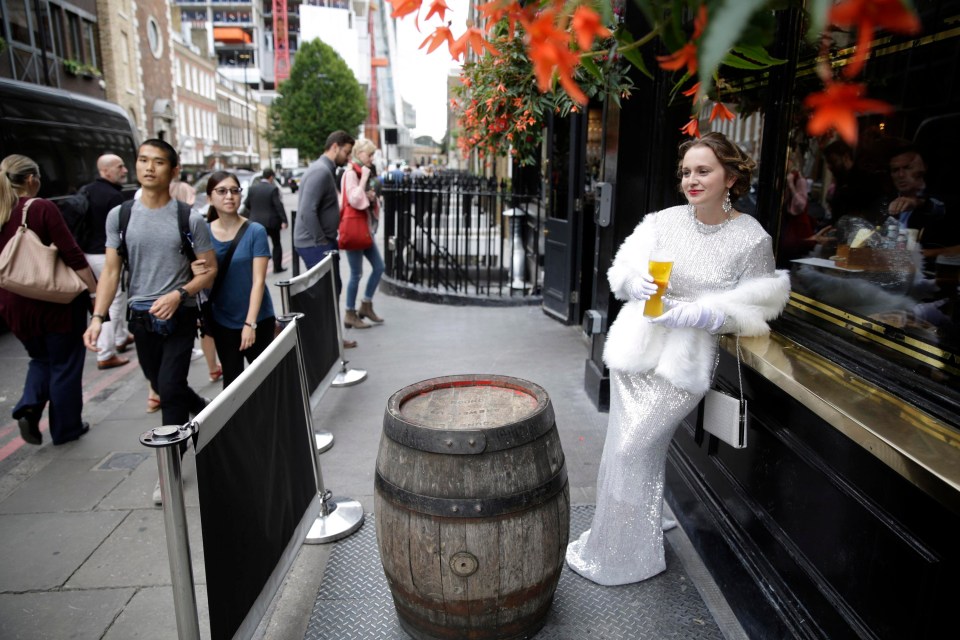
[341,139,386,328]
[0,155,97,445]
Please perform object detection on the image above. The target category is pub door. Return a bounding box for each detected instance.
[542,112,588,323]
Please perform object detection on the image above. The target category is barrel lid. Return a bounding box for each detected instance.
[383,374,555,454]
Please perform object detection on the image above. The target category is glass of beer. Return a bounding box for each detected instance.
[644,249,673,318]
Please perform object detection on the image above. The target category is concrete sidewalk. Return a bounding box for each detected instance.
[0,194,744,638]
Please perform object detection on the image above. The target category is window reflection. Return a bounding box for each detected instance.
[777,3,959,387]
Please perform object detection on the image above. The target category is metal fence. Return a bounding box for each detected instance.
[381,173,543,299]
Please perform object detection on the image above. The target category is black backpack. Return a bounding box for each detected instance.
[117,199,196,290]
[57,185,92,247]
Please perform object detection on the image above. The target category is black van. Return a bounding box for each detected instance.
[0,78,139,199]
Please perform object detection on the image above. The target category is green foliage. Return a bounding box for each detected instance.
[452,30,634,166]
[268,39,367,159]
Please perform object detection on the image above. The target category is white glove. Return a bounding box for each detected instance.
[625,274,658,301]
[649,300,725,332]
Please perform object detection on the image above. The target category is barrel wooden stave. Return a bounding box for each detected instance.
[376,487,569,640]
[375,376,569,640]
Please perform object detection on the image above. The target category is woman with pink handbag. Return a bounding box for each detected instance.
[0,155,98,445]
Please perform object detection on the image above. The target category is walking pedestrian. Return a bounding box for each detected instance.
[341,139,385,328]
[83,139,216,504]
[80,154,135,370]
[295,130,356,348]
[243,168,288,273]
[0,154,98,445]
[196,171,276,387]
[565,133,790,585]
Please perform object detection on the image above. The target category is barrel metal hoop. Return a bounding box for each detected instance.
[375,465,568,518]
[383,376,556,454]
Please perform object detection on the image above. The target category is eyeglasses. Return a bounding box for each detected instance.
[213,187,242,196]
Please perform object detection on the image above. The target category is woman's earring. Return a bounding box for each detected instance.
[722,190,733,214]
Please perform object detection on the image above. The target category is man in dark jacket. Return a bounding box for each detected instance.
[83,154,134,369]
[243,168,288,273]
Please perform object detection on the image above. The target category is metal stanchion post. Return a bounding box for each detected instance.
[140,424,201,640]
[278,313,364,544]
[325,249,368,388]
[290,209,299,278]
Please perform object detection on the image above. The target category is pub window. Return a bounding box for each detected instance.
[7,0,32,47]
[775,0,959,413]
[83,19,97,67]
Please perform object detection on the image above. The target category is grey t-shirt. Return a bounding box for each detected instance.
[105,199,213,306]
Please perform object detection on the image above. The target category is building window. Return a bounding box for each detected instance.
[147,16,163,59]
[769,1,959,414]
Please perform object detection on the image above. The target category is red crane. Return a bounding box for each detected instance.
[273,0,290,85]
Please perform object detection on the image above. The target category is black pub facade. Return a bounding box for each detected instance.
[554,1,960,637]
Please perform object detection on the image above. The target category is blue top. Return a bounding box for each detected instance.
[210,221,275,329]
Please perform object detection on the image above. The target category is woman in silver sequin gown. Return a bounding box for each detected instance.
[566,133,791,586]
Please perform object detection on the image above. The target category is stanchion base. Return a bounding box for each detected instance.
[315,431,334,454]
[303,497,365,544]
[332,368,367,387]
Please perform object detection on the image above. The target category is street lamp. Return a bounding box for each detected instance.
[236,50,253,166]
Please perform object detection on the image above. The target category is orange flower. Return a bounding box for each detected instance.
[476,0,523,38]
[523,9,586,103]
[680,116,701,138]
[388,0,422,20]
[830,0,921,78]
[419,25,455,54]
[657,5,708,75]
[571,6,611,51]
[450,24,500,60]
[657,43,698,74]
[804,81,893,145]
[681,81,701,98]
[709,101,735,122]
[423,0,450,23]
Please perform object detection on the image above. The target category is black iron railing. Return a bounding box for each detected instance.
[381,173,543,299]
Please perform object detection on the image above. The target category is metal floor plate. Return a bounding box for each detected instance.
[305,505,724,640]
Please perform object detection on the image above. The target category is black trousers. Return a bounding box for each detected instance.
[210,317,277,387]
[130,305,207,426]
[265,225,284,271]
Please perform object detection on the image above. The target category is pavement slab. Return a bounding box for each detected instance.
[102,584,210,640]
[66,507,206,589]
[0,587,134,640]
[0,510,128,591]
[0,457,127,514]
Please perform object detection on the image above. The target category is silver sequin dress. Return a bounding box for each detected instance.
[566,205,777,586]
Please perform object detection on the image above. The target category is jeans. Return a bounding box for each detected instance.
[344,243,385,310]
[210,317,276,387]
[296,242,341,295]
[129,305,207,427]
[13,305,87,444]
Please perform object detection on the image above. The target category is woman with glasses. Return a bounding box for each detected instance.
[193,171,276,386]
[0,154,98,445]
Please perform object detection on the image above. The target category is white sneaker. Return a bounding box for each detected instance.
[191,348,204,361]
[153,480,162,506]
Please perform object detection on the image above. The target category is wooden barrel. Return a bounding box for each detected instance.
[375,375,569,640]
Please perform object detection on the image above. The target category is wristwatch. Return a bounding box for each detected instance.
[244,321,257,330]
[92,313,109,322]
[177,287,189,302]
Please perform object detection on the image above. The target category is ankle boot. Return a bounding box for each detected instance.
[344,309,371,329]
[359,300,384,323]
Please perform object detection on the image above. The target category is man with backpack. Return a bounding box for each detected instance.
[83,140,216,504]
[73,154,134,369]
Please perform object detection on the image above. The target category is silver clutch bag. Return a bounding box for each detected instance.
[696,336,748,449]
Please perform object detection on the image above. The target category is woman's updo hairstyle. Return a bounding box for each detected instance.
[678,132,757,201]
[204,171,239,223]
[353,138,376,160]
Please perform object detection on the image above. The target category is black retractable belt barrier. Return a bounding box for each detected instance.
[141,317,326,640]
[275,255,365,544]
